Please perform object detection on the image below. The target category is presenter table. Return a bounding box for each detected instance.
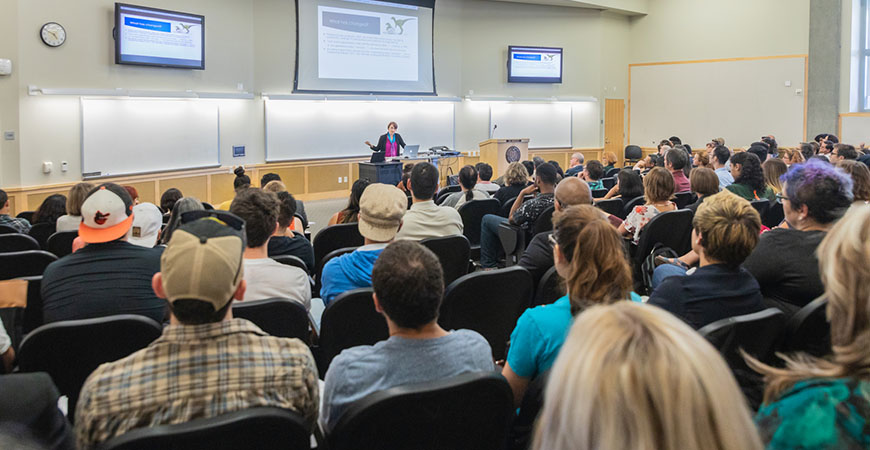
[358,162,404,186]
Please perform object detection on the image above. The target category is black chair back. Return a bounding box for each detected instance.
[16,211,35,223]
[591,189,609,199]
[318,288,388,373]
[634,209,694,261]
[46,231,78,258]
[780,296,830,357]
[441,266,533,360]
[232,298,310,343]
[328,372,513,450]
[0,250,57,280]
[763,201,785,228]
[458,199,501,248]
[271,254,310,274]
[621,195,645,220]
[0,233,40,253]
[313,223,363,279]
[0,224,19,234]
[17,314,163,422]
[531,205,556,236]
[750,200,771,220]
[435,185,461,206]
[698,308,787,409]
[605,167,621,178]
[100,407,310,450]
[499,196,516,218]
[624,145,643,165]
[420,235,471,286]
[509,370,551,450]
[28,223,56,249]
[674,192,697,209]
[314,246,358,297]
[23,276,43,333]
[602,176,616,189]
[533,266,563,307]
[595,198,623,217]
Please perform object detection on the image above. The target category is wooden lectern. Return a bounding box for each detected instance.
[478,139,530,178]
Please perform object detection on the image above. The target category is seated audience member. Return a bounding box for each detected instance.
[441,165,490,209]
[685,167,720,213]
[0,189,30,233]
[763,158,788,195]
[0,372,74,450]
[618,167,677,244]
[473,162,500,194]
[41,184,165,324]
[747,141,770,163]
[548,160,565,180]
[648,193,764,329]
[159,188,183,214]
[819,139,836,159]
[519,177,593,287]
[159,197,204,245]
[328,178,370,226]
[397,163,414,193]
[31,194,66,225]
[128,203,163,248]
[268,191,315,271]
[762,135,779,156]
[395,162,463,240]
[664,148,691,192]
[75,217,319,449]
[215,167,251,211]
[693,149,711,169]
[565,153,585,177]
[56,182,94,232]
[262,179,286,193]
[750,206,870,448]
[860,152,870,167]
[830,143,859,163]
[260,172,281,186]
[742,159,853,310]
[320,241,494,430]
[837,159,870,204]
[532,302,763,450]
[780,147,805,167]
[521,160,536,180]
[504,205,639,405]
[263,181,303,231]
[657,139,672,155]
[578,160,605,190]
[726,152,776,202]
[800,141,819,162]
[479,163,558,269]
[321,184,406,305]
[123,186,139,206]
[493,162,530,205]
[601,168,643,201]
[261,172,308,226]
[230,189,310,309]
[0,318,13,373]
[711,145,734,189]
[601,152,617,173]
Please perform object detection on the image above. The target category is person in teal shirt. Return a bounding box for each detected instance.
[501,204,639,406]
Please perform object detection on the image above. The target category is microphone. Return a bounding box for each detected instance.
[491,124,497,139]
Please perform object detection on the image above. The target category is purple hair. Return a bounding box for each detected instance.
[780,159,854,224]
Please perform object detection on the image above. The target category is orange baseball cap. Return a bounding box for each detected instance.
[79,183,135,243]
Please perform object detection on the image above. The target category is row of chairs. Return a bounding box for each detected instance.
[0,230,77,258]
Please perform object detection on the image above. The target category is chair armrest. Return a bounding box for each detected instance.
[497,223,522,255]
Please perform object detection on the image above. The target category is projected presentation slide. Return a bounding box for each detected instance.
[296,0,435,95]
[116,3,204,69]
[508,46,563,83]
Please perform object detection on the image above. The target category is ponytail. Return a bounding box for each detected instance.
[465,190,473,202]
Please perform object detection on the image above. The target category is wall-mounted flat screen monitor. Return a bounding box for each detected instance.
[115,3,205,69]
[507,46,563,84]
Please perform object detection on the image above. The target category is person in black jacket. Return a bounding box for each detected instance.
[365,122,406,158]
[0,373,75,450]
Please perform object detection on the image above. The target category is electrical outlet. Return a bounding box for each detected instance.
[795,88,803,95]
[3,131,14,140]
[343,176,348,183]
[61,161,69,172]
[338,176,342,183]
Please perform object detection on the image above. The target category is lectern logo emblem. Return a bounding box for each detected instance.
[505,146,521,163]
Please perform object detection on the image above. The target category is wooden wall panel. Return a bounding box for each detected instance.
[210,173,237,205]
[126,181,156,204]
[308,164,348,193]
[27,190,68,212]
[265,167,306,194]
[8,197,16,215]
[160,176,208,203]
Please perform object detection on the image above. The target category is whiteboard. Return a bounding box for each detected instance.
[265,100,454,161]
[630,57,806,148]
[840,115,870,145]
[490,103,573,148]
[81,98,220,178]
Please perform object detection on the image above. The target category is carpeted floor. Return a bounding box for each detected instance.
[303,197,349,237]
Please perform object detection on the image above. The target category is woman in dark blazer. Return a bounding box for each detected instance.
[365,121,406,158]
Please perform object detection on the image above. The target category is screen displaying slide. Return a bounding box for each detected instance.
[508,46,563,84]
[297,0,435,94]
[115,3,205,69]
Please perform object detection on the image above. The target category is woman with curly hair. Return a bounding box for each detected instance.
[726,151,775,201]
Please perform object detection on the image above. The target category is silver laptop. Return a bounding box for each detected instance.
[403,145,420,158]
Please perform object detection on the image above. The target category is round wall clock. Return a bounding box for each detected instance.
[40,22,66,47]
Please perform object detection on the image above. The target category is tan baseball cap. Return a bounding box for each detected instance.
[357,183,407,242]
[160,218,245,310]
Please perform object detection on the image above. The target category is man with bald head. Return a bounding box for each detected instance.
[519,177,593,287]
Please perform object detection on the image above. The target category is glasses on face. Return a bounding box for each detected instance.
[180,210,246,231]
[775,193,788,204]
[548,233,558,248]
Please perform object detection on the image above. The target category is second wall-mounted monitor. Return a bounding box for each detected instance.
[115,3,205,69]
[507,46,563,84]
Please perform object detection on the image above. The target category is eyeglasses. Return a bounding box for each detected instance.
[180,210,246,231]
[548,233,558,248]
[775,193,788,204]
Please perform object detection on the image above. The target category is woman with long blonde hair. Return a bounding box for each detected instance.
[533,302,763,450]
[749,205,870,448]
[501,205,638,405]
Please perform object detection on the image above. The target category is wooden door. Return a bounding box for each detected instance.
[605,99,625,166]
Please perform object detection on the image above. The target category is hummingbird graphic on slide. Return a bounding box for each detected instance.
[175,23,195,34]
[386,17,415,35]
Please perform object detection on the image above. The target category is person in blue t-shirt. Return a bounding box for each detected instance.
[502,205,639,406]
[320,183,408,305]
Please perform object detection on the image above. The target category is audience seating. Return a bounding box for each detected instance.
[313,223,364,273]
[595,198,624,217]
[763,201,785,228]
[674,191,697,209]
[621,195,645,220]
[327,372,513,450]
[698,308,787,409]
[314,246,358,297]
[271,254,310,274]
[0,250,57,280]
[750,199,771,221]
[317,287,388,374]
[624,145,643,167]
[15,211,34,223]
[499,206,555,267]
[779,296,830,357]
[498,196,516,218]
[0,233,40,253]
[420,235,470,286]
[101,407,311,450]
[602,176,616,189]
[22,276,43,333]
[27,222,56,249]
[605,167,621,178]
[632,209,694,292]
[509,370,551,450]
[440,266,533,360]
[434,185,461,205]
[232,298,311,344]
[0,224,19,235]
[533,266,563,307]
[17,314,163,422]
[46,231,77,258]
[458,199,501,259]
[591,189,609,199]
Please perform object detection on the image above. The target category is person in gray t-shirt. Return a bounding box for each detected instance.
[320,241,495,430]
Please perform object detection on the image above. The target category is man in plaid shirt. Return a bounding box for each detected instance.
[75,213,319,449]
[0,189,31,233]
